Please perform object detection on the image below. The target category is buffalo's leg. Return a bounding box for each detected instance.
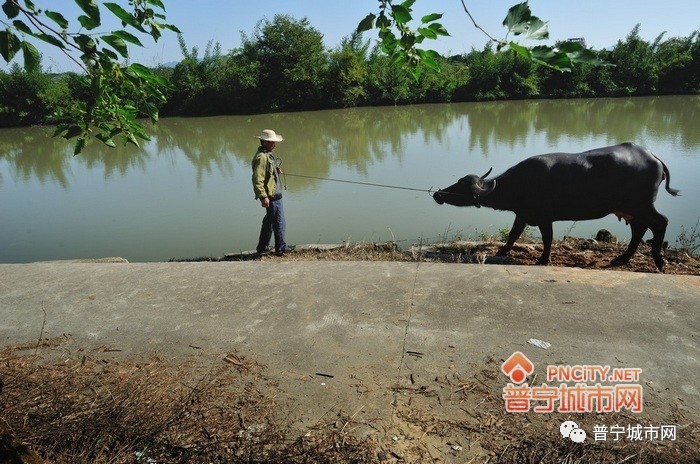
[647,210,669,272]
[536,222,554,265]
[610,220,647,267]
[497,217,527,256]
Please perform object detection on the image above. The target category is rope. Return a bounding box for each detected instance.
[283,172,434,194]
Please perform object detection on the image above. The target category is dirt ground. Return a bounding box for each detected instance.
[2,238,699,463]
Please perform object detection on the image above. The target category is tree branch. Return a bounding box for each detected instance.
[13,0,89,73]
[459,0,505,45]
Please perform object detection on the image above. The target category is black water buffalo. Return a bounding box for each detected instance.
[433,143,679,271]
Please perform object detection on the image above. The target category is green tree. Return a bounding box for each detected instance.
[327,31,371,107]
[166,36,225,115]
[365,46,412,105]
[655,32,699,94]
[247,14,328,111]
[609,24,658,95]
[1,0,180,154]
[414,56,469,103]
[0,62,49,125]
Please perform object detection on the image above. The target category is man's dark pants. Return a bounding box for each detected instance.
[256,194,286,253]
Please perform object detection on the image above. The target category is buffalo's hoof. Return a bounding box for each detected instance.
[652,255,665,273]
[608,255,631,267]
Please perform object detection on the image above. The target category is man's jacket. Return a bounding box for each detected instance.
[251,147,278,199]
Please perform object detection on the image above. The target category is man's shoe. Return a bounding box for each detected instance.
[275,245,295,256]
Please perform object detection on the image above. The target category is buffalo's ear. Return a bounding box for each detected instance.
[480,179,496,196]
[473,178,496,196]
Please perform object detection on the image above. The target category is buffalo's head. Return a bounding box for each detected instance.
[433,168,495,207]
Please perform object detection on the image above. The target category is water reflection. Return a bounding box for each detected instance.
[1,96,699,263]
[1,96,698,188]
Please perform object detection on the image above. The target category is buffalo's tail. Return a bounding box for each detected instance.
[653,153,680,197]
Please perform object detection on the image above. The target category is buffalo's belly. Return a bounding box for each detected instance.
[521,209,611,225]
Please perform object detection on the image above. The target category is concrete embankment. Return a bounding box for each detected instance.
[1,261,699,429]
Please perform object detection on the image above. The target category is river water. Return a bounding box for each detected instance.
[1,95,698,263]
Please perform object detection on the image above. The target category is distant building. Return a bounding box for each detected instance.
[567,37,587,48]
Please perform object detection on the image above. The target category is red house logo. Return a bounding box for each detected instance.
[502,351,534,384]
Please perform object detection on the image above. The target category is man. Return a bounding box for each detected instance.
[251,129,292,256]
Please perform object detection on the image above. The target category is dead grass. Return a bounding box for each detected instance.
[0,338,376,464]
[2,340,698,463]
[394,364,700,464]
[188,237,700,276]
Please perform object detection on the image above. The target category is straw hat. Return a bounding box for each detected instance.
[256,129,284,142]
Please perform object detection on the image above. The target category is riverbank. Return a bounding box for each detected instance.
[174,236,700,276]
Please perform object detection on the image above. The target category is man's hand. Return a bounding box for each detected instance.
[260,197,270,208]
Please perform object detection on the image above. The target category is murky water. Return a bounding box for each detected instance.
[1,95,698,262]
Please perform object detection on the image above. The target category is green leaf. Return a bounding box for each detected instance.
[21,40,40,72]
[45,11,69,29]
[565,47,611,67]
[2,1,20,19]
[126,132,141,148]
[12,20,32,35]
[376,13,391,29]
[149,22,161,42]
[410,65,422,82]
[78,14,100,30]
[95,132,117,148]
[128,63,168,85]
[557,41,584,54]
[421,13,442,23]
[100,45,119,61]
[145,0,165,9]
[503,1,531,36]
[24,0,36,11]
[390,5,412,24]
[400,0,416,9]
[143,102,159,123]
[104,2,144,31]
[392,51,407,67]
[428,22,449,36]
[36,32,66,48]
[400,32,416,50]
[508,41,531,60]
[73,137,86,156]
[417,26,437,40]
[160,23,181,34]
[530,45,572,71]
[525,17,548,40]
[379,30,398,54]
[53,124,69,137]
[74,34,96,52]
[74,0,100,24]
[111,30,143,47]
[357,13,376,33]
[417,49,441,72]
[0,29,22,62]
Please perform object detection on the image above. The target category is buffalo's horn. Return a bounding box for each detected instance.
[481,167,493,179]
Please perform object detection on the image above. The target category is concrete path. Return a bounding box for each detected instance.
[1,261,698,430]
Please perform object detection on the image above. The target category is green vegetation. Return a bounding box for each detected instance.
[2,14,699,128]
[0,0,180,154]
